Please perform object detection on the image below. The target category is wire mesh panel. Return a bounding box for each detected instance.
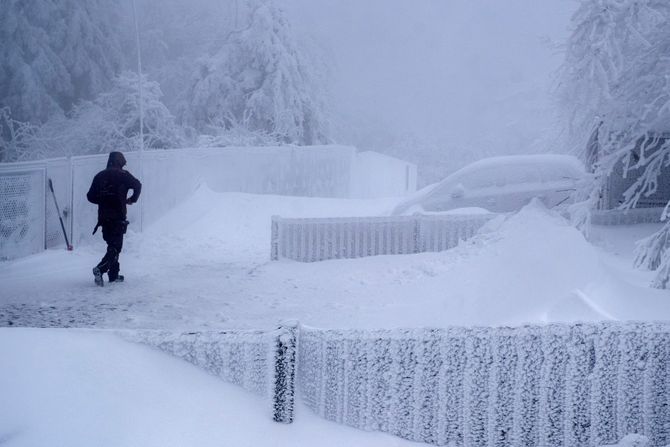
[0,168,45,260]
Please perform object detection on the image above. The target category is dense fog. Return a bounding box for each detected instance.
[1,0,574,183]
[285,0,575,181]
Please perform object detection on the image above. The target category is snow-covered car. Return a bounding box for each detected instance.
[391,154,585,215]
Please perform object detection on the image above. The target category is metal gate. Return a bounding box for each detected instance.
[0,166,46,260]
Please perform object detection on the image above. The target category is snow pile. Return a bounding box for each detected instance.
[0,329,416,447]
[260,199,639,328]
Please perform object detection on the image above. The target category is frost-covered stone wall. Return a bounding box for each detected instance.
[298,323,670,447]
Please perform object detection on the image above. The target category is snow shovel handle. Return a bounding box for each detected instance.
[48,178,73,251]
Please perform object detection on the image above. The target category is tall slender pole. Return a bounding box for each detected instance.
[131,0,144,232]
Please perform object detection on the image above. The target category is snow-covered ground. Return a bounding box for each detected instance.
[1,186,668,330]
[1,188,669,447]
[0,328,415,447]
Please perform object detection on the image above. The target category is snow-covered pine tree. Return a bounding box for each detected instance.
[0,0,124,124]
[183,0,329,145]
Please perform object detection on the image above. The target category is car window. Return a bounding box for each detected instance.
[461,167,497,189]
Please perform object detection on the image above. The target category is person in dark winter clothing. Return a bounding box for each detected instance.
[87,151,141,286]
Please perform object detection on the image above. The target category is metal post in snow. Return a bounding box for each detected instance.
[271,215,280,261]
[273,321,298,423]
[413,215,422,254]
[131,0,145,232]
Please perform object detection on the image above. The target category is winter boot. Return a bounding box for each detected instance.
[92,267,104,287]
[109,275,124,283]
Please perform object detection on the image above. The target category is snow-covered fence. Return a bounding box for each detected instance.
[298,322,670,447]
[119,321,669,444]
[0,146,416,259]
[592,207,665,226]
[124,323,299,423]
[270,214,495,262]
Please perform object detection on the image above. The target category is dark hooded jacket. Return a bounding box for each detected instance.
[87,152,142,223]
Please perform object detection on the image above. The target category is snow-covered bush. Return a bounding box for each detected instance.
[1,72,183,161]
[82,71,183,152]
[196,117,288,148]
[0,107,38,162]
[183,0,329,145]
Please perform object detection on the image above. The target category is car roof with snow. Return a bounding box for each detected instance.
[392,154,585,215]
[436,153,582,188]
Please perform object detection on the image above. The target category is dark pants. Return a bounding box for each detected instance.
[95,220,126,281]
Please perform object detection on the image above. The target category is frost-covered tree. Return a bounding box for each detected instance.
[86,71,182,152]
[613,30,670,289]
[183,0,329,145]
[559,0,670,156]
[2,72,181,161]
[0,107,40,162]
[0,0,124,124]
[562,0,670,288]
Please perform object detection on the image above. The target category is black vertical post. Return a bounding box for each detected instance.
[271,215,280,261]
[413,216,422,254]
[273,321,298,423]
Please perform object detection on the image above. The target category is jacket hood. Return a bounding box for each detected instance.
[107,151,126,169]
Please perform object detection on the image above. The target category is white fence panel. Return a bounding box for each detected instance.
[271,214,495,262]
[592,207,665,225]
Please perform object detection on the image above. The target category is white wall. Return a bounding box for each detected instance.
[350,151,417,199]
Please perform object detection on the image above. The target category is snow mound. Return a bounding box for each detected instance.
[0,329,416,447]
[429,198,608,325]
[256,199,616,328]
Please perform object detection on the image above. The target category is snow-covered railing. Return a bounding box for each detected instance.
[122,324,298,423]
[592,207,665,226]
[270,214,495,262]
[298,322,670,447]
